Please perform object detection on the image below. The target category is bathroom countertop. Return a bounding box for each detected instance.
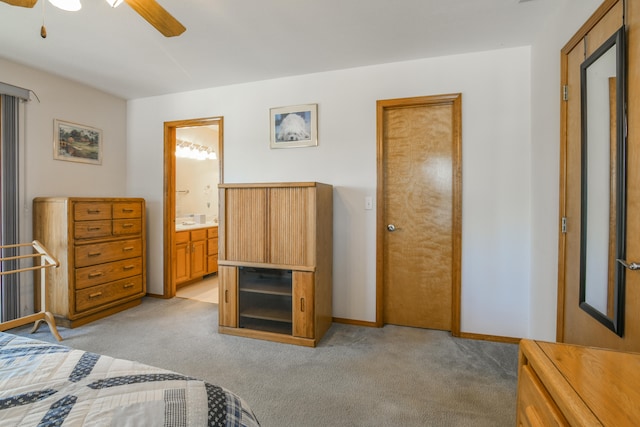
[175,222,218,232]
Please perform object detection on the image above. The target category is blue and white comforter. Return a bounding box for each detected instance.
[0,332,260,426]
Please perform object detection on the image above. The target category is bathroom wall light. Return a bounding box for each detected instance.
[176,140,217,161]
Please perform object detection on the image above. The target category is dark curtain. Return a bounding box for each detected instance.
[0,94,21,322]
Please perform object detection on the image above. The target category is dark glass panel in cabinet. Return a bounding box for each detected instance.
[238,267,292,334]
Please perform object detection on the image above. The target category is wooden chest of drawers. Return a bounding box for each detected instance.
[517,339,640,426]
[33,197,146,328]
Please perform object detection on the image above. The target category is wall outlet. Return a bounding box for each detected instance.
[365,196,373,210]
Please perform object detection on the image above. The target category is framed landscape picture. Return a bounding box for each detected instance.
[270,103,318,148]
[53,119,102,165]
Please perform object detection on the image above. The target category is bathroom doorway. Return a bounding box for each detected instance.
[163,117,224,299]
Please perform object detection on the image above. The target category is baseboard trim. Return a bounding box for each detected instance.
[333,317,379,327]
[332,317,521,344]
[145,293,168,299]
[458,331,521,344]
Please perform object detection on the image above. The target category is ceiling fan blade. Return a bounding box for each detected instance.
[124,0,185,37]
[1,0,38,7]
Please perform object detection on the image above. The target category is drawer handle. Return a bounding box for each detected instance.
[88,252,102,257]
[89,292,103,299]
[88,272,103,278]
[123,247,134,252]
[123,283,134,289]
[123,265,135,270]
[122,208,134,213]
[225,290,229,303]
[87,209,101,214]
[87,227,102,231]
[121,223,134,228]
[300,297,305,313]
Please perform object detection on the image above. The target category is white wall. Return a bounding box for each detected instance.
[128,46,533,337]
[176,157,219,220]
[528,0,604,340]
[175,126,219,220]
[0,59,128,200]
[0,58,127,313]
[1,0,602,339]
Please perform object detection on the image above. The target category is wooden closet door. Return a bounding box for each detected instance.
[378,94,462,331]
[558,0,640,351]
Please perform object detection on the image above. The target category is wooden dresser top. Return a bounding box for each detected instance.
[532,340,640,426]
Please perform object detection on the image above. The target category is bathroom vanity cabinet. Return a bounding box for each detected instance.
[217,182,333,347]
[175,225,218,286]
[33,197,146,327]
[207,226,218,275]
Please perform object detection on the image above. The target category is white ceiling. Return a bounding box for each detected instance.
[0,0,559,100]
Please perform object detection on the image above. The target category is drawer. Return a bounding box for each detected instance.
[517,364,568,426]
[113,219,142,236]
[75,275,143,312]
[208,227,218,238]
[75,239,142,267]
[113,202,142,219]
[74,202,112,221]
[208,237,218,255]
[74,220,112,239]
[176,231,190,244]
[191,228,207,241]
[75,257,143,289]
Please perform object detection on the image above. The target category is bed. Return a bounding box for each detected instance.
[0,332,260,426]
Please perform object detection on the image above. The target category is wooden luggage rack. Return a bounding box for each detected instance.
[0,240,62,341]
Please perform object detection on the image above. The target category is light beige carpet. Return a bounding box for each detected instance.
[11,297,520,427]
[176,275,218,304]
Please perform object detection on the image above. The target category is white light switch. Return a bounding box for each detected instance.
[365,196,373,210]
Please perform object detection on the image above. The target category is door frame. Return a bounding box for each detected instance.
[375,94,462,336]
[163,116,224,298]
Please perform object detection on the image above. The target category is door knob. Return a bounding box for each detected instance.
[617,259,640,270]
[387,224,399,232]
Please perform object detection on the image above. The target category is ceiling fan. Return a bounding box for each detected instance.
[1,0,186,37]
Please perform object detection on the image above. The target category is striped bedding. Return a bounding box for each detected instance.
[0,332,260,426]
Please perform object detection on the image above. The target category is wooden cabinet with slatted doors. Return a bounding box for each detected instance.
[33,197,146,328]
[218,182,332,347]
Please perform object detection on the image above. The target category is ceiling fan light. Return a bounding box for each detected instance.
[105,0,124,7]
[48,0,82,11]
